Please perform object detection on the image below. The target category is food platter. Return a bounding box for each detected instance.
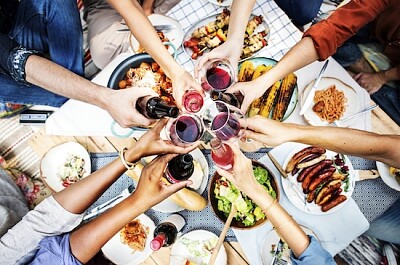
[40,142,91,192]
[183,12,270,62]
[140,148,209,213]
[129,14,184,55]
[238,57,298,121]
[376,162,400,191]
[282,143,355,215]
[101,214,155,265]
[260,225,318,265]
[170,230,227,265]
[301,77,360,127]
[208,0,233,7]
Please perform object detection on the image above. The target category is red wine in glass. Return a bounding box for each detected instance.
[182,90,204,113]
[211,112,241,141]
[206,66,232,91]
[169,115,203,146]
[210,138,234,170]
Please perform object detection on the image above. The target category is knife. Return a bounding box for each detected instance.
[299,60,329,116]
[118,24,176,32]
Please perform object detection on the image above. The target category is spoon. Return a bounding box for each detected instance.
[83,184,135,221]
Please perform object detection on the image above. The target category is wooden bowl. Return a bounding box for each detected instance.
[208,160,280,229]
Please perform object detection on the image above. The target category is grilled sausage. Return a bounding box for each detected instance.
[307,189,317,203]
[297,155,327,169]
[315,179,342,205]
[322,194,347,212]
[297,163,320,182]
[302,160,333,193]
[308,166,336,192]
[318,187,342,205]
[286,146,326,173]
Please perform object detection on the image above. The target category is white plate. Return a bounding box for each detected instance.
[282,143,355,215]
[40,142,91,192]
[208,0,233,7]
[170,230,227,265]
[301,77,360,127]
[102,214,155,265]
[260,226,317,265]
[140,148,209,213]
[376,162,400,191]
[130,14,184,55]
[183,12,270,62]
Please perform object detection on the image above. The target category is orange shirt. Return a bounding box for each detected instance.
[304,0,400,66]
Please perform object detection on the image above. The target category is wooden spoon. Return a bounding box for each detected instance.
[208,205,237,265]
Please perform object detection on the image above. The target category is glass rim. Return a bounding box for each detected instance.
[201,59,236,92]
[169,113,205,144]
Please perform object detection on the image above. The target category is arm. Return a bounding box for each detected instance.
[195,0,256,77]
[244,116,400,168]
[216,145,316,258]
[69,154,190,263]
[108,0,201,108]
[141,0,156,15]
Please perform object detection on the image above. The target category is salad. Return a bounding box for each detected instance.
[214,165,276,226]
[57,153,86,187]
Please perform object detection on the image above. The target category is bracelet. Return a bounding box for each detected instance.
[274,216,293,230]
[119,148,138,170]
[7,46,41,84]
[262,199,277,215]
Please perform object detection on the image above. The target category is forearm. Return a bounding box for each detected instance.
[227,0,256,43]
[255,37,318,93]
[291,125,400,168]
[379,65,400,83]
[70,192,149,263]
[53,145,143,214]
[109,0,181,77]
[25,55,109,109]
[251,185,309,257]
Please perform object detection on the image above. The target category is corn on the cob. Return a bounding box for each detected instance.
[238,61,255,82]
[251,64,271,80]
[259,80,281,117]
[272,73,297,121]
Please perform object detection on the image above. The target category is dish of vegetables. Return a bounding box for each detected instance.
[209,160,279,229]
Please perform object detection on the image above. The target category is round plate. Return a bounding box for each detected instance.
[376,162,400,191]
[208,0,233,6]
[183,13,270,62]
[139,148,209,213]
[281,143,355,215]
[170,230,227,265]
[301,77,360,127]
[238,57,298,121]
[101,214,155,265]
[130,14,184,55]
[260,225,318,265]
[40,142,91,192]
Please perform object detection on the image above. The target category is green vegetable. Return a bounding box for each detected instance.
[214,165,277,226]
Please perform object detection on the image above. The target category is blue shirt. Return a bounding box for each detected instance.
[291,236,336,265]
[30,233,81,265]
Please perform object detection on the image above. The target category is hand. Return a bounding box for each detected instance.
[106,86,158,128]
[226,79,265,114]
[170,68,203,109]
[134,154,191,208]
[127,118,198,159]
[215,143,261,196]
[244,116,294,146]
[354,72,386,94]
[141,0,154,16]
[194,40,242,79]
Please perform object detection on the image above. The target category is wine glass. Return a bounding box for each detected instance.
[165,114,205,147]
[198,59,235,93]
[202,100,246,142]
[182,90,204,113]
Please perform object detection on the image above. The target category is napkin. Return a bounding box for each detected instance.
[45,53,145,138]
[233,142,369,265]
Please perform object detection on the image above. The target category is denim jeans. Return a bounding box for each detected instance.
[371,84,400,126]
[274,0,323,27]
[0,0,82,106]
[366,198,400,244]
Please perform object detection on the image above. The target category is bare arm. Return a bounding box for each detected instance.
[108,0,201,108]
[25,55,159,127]
[141,0,156,15]
[245,116,400,168]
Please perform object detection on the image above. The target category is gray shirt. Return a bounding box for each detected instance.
[0,169,84,265]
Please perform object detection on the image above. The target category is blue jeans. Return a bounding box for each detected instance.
[0,0,83,106]
[366,198,400,244]
[274,0,323,27]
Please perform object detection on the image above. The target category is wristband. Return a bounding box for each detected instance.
[262,199,277,215]
[7,46,41,84]
[274,216,293,230]
[119,148,139,170]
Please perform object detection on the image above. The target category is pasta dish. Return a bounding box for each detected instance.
[120,219,149,252]
[312,85,347,123]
